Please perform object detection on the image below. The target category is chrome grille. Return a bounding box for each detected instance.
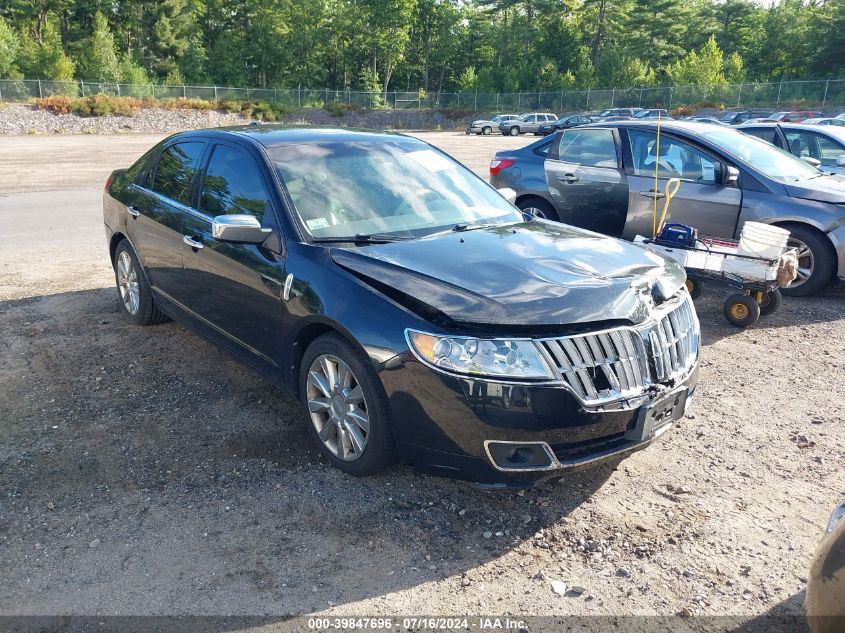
[540,292,699,406]
[648,292,699,383]
[540,329,648,405]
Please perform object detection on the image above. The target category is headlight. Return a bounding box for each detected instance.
[406,330,554,380]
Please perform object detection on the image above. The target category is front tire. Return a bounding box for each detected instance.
[299,334,396,476]
[780,224,835,296]
[483,126,491,135]
[113,241,169,326]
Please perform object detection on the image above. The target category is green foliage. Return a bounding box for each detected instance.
[0,16,21,78]
[1,0,841,97]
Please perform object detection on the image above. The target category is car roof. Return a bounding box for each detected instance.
[582,119,719,135]
[740,121,845,137]
[172,125,414,149]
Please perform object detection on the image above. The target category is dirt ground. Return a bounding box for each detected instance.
[0,131,844,630]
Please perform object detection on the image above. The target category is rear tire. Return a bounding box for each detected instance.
[758,288,783,316]
[113,241,169,326]
[299,334,396,476]
[780,224,835,297]
[517,197,559,222]
[509,127,520,136]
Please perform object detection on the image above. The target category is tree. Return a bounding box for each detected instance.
[147,0,201,79]
[0,16,21,78]
[16,20,74,80]
[625,0,688,72]
[666,36,726,86]
[78,11,120,83]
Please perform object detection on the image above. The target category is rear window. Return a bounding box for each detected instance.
[558,129,618,168]
[152,142,205,207]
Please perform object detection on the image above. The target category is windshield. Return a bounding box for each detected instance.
[720,112,736,121]
[634,111,657,118]
[490,115,502,122]
[700,128,821,182]
[599,110,611,117]
[768,112,788,120]
[270,140,521,240]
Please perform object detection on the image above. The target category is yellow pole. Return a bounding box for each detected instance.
[652,111,661,237]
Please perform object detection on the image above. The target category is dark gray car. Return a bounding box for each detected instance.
[490,120,845,295]
[740,122,845,175]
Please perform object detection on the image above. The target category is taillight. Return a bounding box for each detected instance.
[104,173,114,191]
[489,158,515,177]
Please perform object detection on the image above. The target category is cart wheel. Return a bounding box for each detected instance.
[758,288,782,317]
[723,294,761,327]
[685,279,703,300]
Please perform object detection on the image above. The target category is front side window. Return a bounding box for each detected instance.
[700,128,819,182]
[558,129,618,168]
[785,132,845,167]
[201,145,271,221]
[270,140,520,239]
[152,142,205,206]
[628,130,720,184]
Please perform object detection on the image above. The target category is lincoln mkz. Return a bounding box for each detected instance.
[103,126,700,485]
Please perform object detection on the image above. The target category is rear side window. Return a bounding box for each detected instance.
[152,142,205,206]
[743,128,777,144]
[558,129,618,168]
[201,144,271,221]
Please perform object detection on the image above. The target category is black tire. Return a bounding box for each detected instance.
[113,240,169,326]
[517,196,559,222]
[758,288,783,316]
[686,278,703,300]
[780,224,835,297]
[509,126,520,136]
[483,126,491,135]
[723,294,760,327]
[299,333,396,476]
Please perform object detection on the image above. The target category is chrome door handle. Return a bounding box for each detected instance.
[639,190,665,199]
[557,173,579,183]
[182,235,204,250]
[127,206,141,217]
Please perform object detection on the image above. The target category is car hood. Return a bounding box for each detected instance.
[331,221,686,328]
[785,174,845,203]
[471,119,493,126]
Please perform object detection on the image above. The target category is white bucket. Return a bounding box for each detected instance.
[738,221,790,259]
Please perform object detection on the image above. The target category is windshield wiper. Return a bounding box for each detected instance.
[311,233,409,244]
[452,222,497,232]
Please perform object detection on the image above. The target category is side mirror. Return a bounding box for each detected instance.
[212,214,272,244]
[801,156,821,168]
[497,187,518,204]
[724,166,740,186]
[837,154,845,168]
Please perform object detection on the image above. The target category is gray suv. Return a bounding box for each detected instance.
[499,113,558,136]
[490,120,845,295]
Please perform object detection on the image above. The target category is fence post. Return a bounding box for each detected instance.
[325,87,329,105]
[474,89,478,111]
[80,80,84,97]
[776,81,782,107]
[639,87,643,108]
[537,91,541,109]
[0,81,3,102]
[822,79,830,107]
[586,88,590,110]
[214,85,217,101]
[37,78,42,99]
[116,82,120,96]
[151,83,155,99]
[736,83,742,108]
[668,87,673,110]
[183,84,186,99]
[496,92,499,111]
[298,84,301,109]
[611,88,615,108]
[518,92,521,110]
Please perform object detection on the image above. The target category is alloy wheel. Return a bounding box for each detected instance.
[116,250,140,315]
[306,354,370,461]
[523,206,547,219]
[787,237,814,288]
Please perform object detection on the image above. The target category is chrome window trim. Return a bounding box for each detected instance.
[130,184,212,223]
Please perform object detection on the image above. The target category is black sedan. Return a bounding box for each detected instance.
[103,126,700,484]
[538,114,593,136]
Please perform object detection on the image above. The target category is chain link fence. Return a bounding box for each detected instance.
[2,78,844,113]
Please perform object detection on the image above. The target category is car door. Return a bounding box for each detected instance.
[622,129,742,240]
[180,140,286,369]
[126,140,206,310]
[543,127,629,236]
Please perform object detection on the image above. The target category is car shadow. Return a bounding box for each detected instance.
[1,287,619,616]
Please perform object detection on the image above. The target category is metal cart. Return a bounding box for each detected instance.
[635,235,797,327]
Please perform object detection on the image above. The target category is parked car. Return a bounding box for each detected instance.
[467,114,519,135]
[499,113,558,136]
[490,120,845,295]
[719,109,772,125]
[633,109,670,120]
[804,117,845,127]
[766,110,823,123]
[681,116,729,126]
[804,501,845,633]
[537,114,593,136]
[594,107,642,121]
[103,126,700,484]
[837,113,845,120]
[739,122,845,174]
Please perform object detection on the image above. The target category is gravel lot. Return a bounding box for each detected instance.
[1,130,843,629]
